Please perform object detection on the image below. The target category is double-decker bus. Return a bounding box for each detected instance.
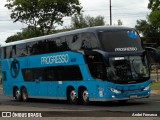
[1,26,159,105]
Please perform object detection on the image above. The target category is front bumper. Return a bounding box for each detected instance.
[89,94,150,102]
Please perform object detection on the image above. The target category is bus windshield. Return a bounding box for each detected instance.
[107,55,150,83]
[98,30,143,52]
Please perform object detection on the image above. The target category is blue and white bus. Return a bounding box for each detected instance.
[1,26,159,105]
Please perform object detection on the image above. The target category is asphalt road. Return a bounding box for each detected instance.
[0,89,160,118]
[151,74,160,81]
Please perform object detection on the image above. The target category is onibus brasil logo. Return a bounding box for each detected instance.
[10,59,20,78]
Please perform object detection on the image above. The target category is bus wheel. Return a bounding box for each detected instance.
[14,87,21,101]
[68,89,78,105]
[80,89,89,105]
[21,87,28,102]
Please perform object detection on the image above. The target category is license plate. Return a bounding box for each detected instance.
[130,95,137,98]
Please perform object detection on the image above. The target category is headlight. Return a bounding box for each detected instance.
[143,85,150,91]
[108,87,121,93]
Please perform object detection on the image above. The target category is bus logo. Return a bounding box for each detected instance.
[127,31,137,39]
[10,59,20,78]
[41,54,69,65]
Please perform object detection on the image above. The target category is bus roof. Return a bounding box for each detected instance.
[1,26,133,48]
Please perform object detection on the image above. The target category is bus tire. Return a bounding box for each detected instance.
[80,88,89,105]
[21,87,28,102]
[14,87,21,101]
[68,88,78,105]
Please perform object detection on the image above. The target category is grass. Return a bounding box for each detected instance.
[151,81,160,90]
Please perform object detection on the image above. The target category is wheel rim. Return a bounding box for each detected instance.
[22,89,27,100]
[82,90,89,102]
[70,90,77,102]
[15,90,20,99]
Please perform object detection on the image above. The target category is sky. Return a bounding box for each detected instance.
[0,0,150,45]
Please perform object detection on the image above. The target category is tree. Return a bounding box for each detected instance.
[135,20,150,42]
[71,14,88,29]
[148,0,160,40]
[135,0,160,46]
[5,0,82,35]
[71,14,105,29]
[6,14,106,43]
[148,0,160,11]
[6,28,42,43]
[148,10,160,26]
[117,19,123,26]
[5,33,23,43]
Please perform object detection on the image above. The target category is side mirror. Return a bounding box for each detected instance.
[145,47,160,64]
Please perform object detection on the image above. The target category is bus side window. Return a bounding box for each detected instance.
[66,35,73,50]
[47,39,57,53]
[81,33,98,49]
[17,44,27,57]
[33,68,43,81]
[66,34,82,50]
[12,45,16,58]
[27,42,38,55]
[55,37,69,52]
[22,69,32,81]
[35,40,49,54]
[2,47,7,59]
[6,46,12,58]
[43,67,56,81]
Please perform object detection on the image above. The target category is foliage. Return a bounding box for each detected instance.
[117,19,123,26]
[5,0,82,35]
[6,28,42,43]
[71,14,105,29]
[135,20,159,44]
[151,81,160,90]
[156,46,160,54]
[135,0,160,46]
[6,14,106,43]
[6,33,23,43]
[148,10,160,26]
[148,0,160,11]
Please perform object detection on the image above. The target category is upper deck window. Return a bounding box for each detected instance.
[66,32,99,50]
[98,30,143,52]
[2,32,99,59]
[2,47,6,59]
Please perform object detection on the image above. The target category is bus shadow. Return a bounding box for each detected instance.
[13,98,150,107]
[28,98,68,104]
[89,100,149,107]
